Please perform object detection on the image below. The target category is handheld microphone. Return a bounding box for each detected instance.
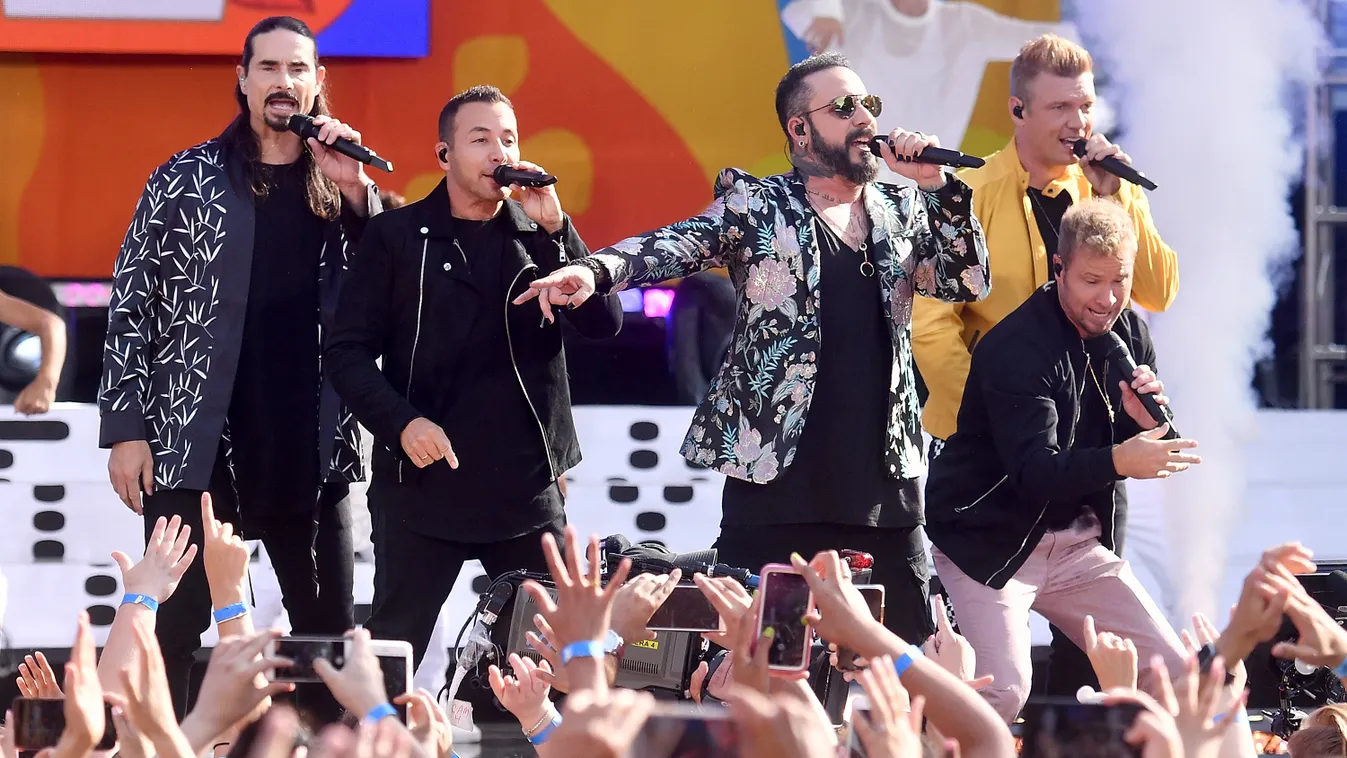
[286,114,394,173]
[493,164,558,188]
[1100,332,1178,436]
[868,137,985,169]
[1072,139,1157,191]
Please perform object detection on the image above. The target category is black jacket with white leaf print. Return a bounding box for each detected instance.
[99,133,371,492]
[586,168,990,483]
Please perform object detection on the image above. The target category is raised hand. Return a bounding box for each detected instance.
[180,630,293,744]
[610,569,681,643]
[1084,616,1139,692]
[488,652,555,735]
[521,527,631,650]
[17,652,63,699]
[394,689,454,758]
[1140,653,1244,758]
[313,629,390,719]
[56,612,105,754]
[201,494,249,607]
[112,514,198,605]
[925,595,991,689]
[545,688,653,758]
[853,655,925,758]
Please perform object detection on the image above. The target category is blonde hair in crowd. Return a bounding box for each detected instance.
[1010,34,1094,104]
[1058,198,1137,269]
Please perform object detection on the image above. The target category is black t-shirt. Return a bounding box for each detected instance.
[395,213,561,543]
[1027,186,1073,263]
[721,216,922,529]
[227,161,325,519]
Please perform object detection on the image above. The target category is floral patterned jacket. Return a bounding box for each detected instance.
[587,168,990,483]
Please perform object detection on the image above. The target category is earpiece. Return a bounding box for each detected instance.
[1012,104,1024,120]
[794,123,806,137]
[437,146,448,163]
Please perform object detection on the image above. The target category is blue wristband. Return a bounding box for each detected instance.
[121,593,159,613]
[1212,710,1248,726]
[527,714,563,746]
[1334,656,1347,680]
[212,603,248,624]
[893,643,925,677]
[365,703,397,722]
[560,640,606,666]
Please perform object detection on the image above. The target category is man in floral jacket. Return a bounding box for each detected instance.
[521,53,990,644]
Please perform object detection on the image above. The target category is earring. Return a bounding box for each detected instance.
[798,140,806,147]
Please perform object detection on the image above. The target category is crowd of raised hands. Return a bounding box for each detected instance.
[5,502,1347,758]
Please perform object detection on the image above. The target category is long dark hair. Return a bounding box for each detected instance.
[222,15,341,220]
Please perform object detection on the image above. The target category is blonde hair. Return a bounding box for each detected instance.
[1010,34,1094,105]
[1058,198,1136,269]
[1308,703,1347,736]
[1288,726,1347,757]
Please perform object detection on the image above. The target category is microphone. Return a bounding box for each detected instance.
[493,164,558,188]
[286,114,394,173]
[1099,332,1178,436]
[868,136,986,169]
[1072,139,1157,191]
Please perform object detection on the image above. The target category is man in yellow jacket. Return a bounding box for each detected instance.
[914,34,1178,449]
[912,33,1180,703]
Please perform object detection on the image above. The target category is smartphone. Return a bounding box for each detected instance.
[835,585,886,672]
[646,584,723,632]
[845,695,872,757]
[266,635,350,684]
[369,640,413,723]
[624,701,741,758]
[1019,699,1144,758]
[10,698,116,751]
[756,564,814,673]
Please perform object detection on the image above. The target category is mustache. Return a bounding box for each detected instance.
[265,92,298,105]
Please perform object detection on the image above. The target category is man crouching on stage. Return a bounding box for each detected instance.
[923,198,1192,722]
[324,85,623,669]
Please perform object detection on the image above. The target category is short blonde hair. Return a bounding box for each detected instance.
[1058,198,1136,269]
[1010,34,1093,104]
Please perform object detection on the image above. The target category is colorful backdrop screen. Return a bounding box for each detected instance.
[0,0,428,56]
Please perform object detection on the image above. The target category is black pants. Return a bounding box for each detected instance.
[714,522,936,644]
[141,457,354,719]
[363,491,565,670]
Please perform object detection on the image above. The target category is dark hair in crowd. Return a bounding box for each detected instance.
[221,15,340,220]
[774,52,852,141]
[437,85,513,144]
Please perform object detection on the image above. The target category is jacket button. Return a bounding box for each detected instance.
[419,227,429,234]
[443,263,451,271]
[530,222,537,230]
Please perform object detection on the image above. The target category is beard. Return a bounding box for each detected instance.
[812,122,880,185]
[262,93,301,133]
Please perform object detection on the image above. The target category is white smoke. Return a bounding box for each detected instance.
[1075,0,1320,619]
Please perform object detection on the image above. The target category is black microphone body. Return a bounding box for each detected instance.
[1100,332,1177,436]
[286,114,394,173]
[1072,139,1156,191]
[493,164,558,188]
[868,137,985,169]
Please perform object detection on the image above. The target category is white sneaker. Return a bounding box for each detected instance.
[448,699,482,744]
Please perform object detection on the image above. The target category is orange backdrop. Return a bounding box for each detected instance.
[0,0,1057,279]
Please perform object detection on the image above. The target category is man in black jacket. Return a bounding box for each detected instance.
[924,198,1193,722]
[325,85,622,667]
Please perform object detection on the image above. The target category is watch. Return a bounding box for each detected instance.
[603,629,624,657]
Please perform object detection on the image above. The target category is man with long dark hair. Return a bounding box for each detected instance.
[99,15,382,715]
